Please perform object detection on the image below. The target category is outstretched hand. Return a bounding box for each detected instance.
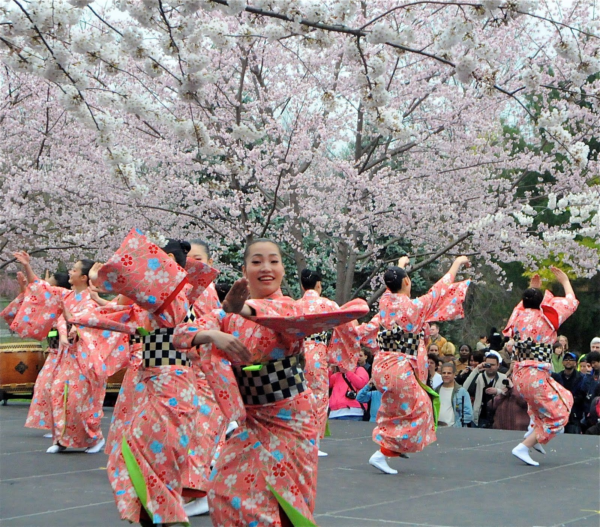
[397,256,410,268]
[222,278,250,314]
[89,262,104,283]
[455,255,470,268]
[550,266,569,285]
[529,273,542,289]
[13,251,31,267]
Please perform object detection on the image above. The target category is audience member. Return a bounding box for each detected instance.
[357,379,381,423]
[578,351,600,430]
[455,344,472,375]
[456,352,484,386]
[579,354,592,374]
[590,337,600,353]
[357,348,372,377]
[427,343,440,357]
[498,339,514,371]
[440,341,457,360]
[551,341,565,373]
[551,351,584,434]
[463,352,507,428]
[427,323,447,350]
[584,385,600,435]
[435,362,473,427]
[328,365,369,421]
[488,378,529,431]
[427,354,443,389]
[558,335,569,352]
[476,335,488,351]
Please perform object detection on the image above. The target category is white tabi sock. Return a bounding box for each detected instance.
[85,438,105,454]
[46,444,66,454]
[183,496,209,517]
[512,443,539,466]
[532,443,546,455]
[369,450,398,475]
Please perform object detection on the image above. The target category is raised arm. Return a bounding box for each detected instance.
[550,266,575,298]
[447,256,470,281]
[13,251,39,283]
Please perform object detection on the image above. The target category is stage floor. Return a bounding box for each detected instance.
[1,404,599,527]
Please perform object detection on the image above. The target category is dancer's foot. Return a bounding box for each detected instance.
[369,450,398,475]
[532,443,546,455]
[46,444,66,454]
[183,496,209,517]
[318,450,328,457]
[512,443,539,466]
[85,438,105,454]
[43,432,52,438]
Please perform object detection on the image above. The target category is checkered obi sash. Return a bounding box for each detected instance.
[377,325,423,356]
[513,337,552,363]
[139,308,195,368]
[305,330,331,345]
[231,354,308,405]
[47,330,59,350]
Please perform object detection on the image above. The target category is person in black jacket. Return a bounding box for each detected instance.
[551,352,584,434]
[577,351,600,431]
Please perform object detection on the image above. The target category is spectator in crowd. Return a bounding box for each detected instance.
[578,351,600,430]
[357,348,372,377]
[463,352,507,428]
[551,351,584,434]
[476,335,488,351]
[440,341,457,360]
[328,364,369,421]
[427,323,447,350]
[558,335,569,352]
[551,341,566,374]
[590,337,600,353]
[455,344,472,375]
[499,339,514,370]
[435,362,473,427]
[579,354,592,374]
[427,354,443,389]
[584,385,600,435]
[427,343,440,357]
[357,379,381,423]
[488,329,504,352]
[488,378,530,431]
[456,352,484,386]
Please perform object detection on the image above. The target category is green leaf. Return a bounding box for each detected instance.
[266,483,318,527]
[416,378,440,431]
[324,419,331,438]
[121,436,150,516]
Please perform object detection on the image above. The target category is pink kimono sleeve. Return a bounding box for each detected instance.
[502,301,523,338]
[10,281,65,340]
[542,291,579,327]
[354,313,380,352]
[420,273,470,322]
[173,310,247,424]
[328,320,364,370]
[1,292,24,326]
[66,302,140,336]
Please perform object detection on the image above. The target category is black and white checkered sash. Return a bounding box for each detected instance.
[514,337,552,363]
[377,325,423,356]
[231,354,308,405]
[305,330,331,345]
[140,307,196,368]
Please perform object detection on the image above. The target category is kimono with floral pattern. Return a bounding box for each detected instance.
[503,291,579,444]
[186,282,227,492]
[296,289,339,439]
[174,291,320,527]
[357,273,470,454]
[70,291,197,524]
[10,282,126,448]
[25,318,68,431]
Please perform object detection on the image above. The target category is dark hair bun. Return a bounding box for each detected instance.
[180,240,191,255]
[384,266,407,293]
[300,268,322,290]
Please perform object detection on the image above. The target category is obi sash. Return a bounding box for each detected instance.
[377,325,423,356]
[232,354,308,405]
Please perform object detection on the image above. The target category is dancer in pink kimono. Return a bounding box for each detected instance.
[174,239,368,527]
[297,268,338,457]
[503,267,578,466]
[358,256,471,474]
[25,272,71,434]
[66,232,226,527]
[8,252,122,454]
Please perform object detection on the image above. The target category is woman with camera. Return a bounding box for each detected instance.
[328,364,369,421]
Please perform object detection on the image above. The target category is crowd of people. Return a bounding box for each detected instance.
[333,333,600,437]
[1,231,597,526]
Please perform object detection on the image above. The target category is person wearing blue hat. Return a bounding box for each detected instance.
[551,352,584,434]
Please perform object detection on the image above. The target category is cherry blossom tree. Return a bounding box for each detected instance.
[1,0,599,303]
